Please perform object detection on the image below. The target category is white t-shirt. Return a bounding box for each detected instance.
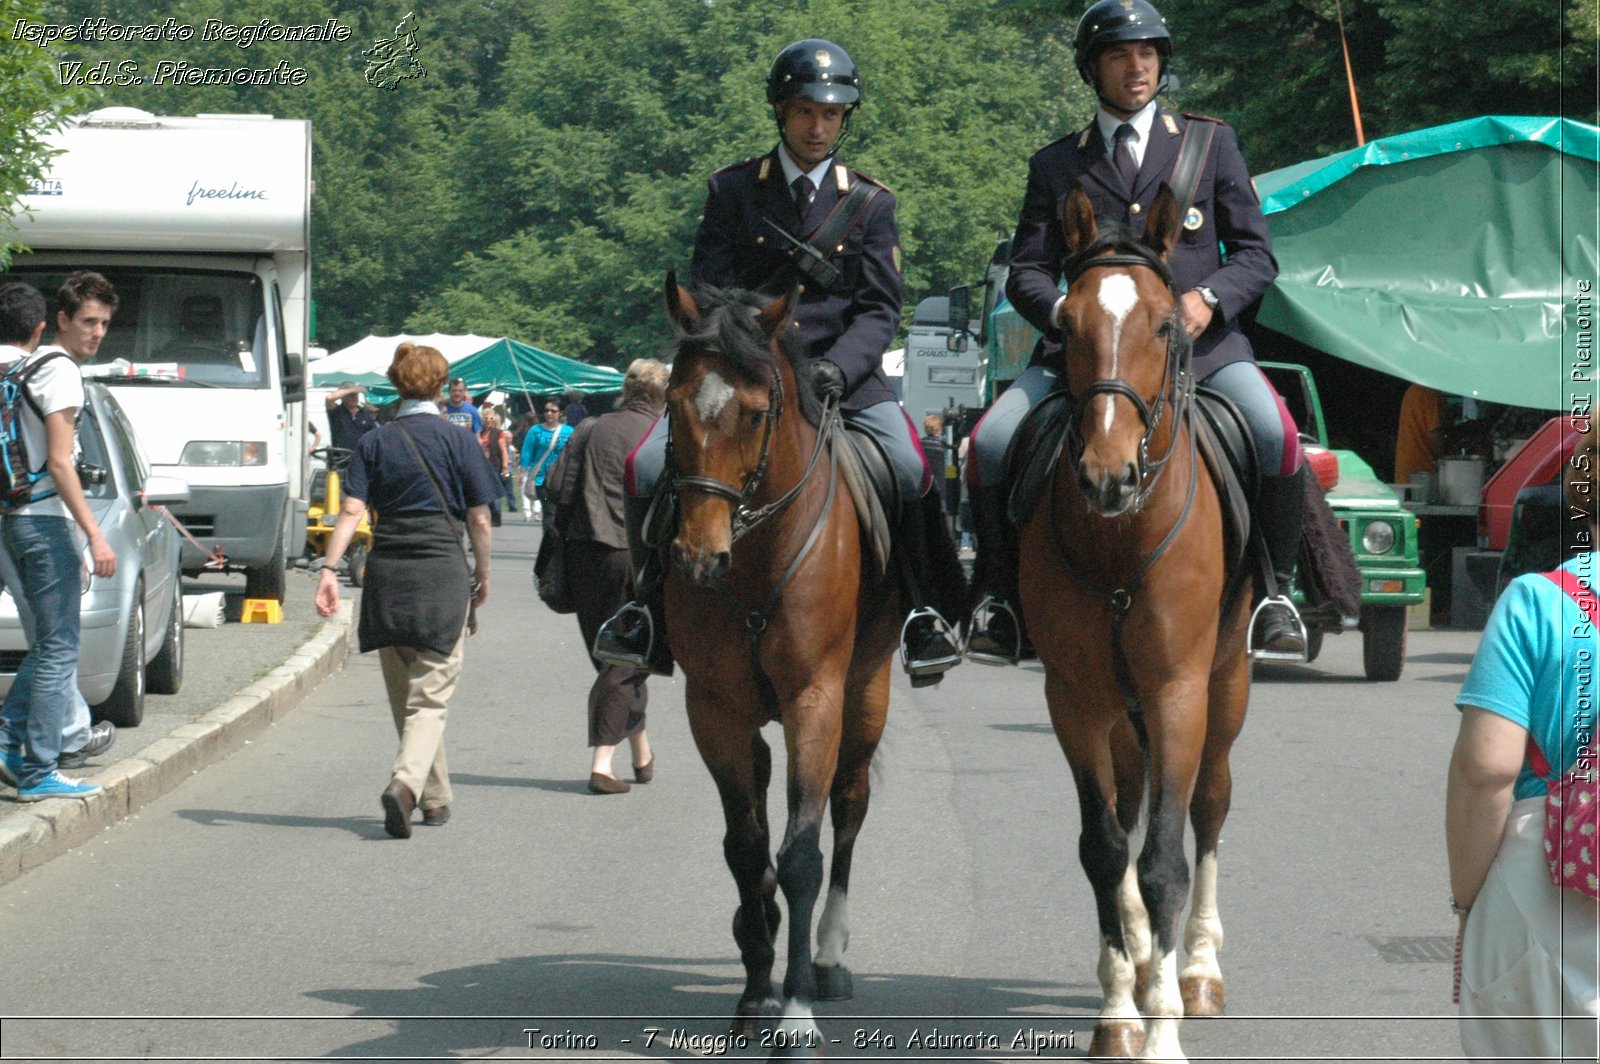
[8,346,84,520]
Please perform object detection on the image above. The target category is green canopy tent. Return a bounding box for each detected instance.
[1252,116,1598,411]
[311,337,623,403]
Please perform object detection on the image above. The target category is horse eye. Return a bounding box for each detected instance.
[1156,320,1172,338]
[751,411,766,427]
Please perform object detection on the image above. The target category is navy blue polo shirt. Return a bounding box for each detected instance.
[345,408,501,518]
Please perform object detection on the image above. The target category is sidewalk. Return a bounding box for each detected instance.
[0,568,353,887]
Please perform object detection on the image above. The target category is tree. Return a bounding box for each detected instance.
[0,0,96,268]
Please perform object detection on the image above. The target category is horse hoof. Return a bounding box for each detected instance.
[1180,974,1225,1016]
[1089,1021,1145,1060]
[733,999,782,1038]
[813,963,853,1001]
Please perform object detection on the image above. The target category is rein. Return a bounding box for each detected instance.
[668,344,843,716]
[1050,241,1201,710]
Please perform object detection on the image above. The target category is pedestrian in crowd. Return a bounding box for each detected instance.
[477,406,513,527]
[549,359,667,795]
[325,379,377,455]
[520,399,570,526]
[595,37,965,687]
[964,0,1303,667]
[1446,414,1598,1060]
[562,390,588,429]
[0,278,118,800]
[314,343,497,839]
[442,375,483,433]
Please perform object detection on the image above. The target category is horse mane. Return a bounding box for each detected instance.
[676,283,824,429]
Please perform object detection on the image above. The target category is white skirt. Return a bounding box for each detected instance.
[1459,796,1600,1062]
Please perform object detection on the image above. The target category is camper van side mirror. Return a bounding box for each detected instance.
[282,352,306,404]
[946,284,971,352]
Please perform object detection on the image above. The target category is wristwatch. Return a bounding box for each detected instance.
[1449,893,1471,917]
[1194,286,1221,311]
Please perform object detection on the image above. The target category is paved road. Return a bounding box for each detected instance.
[0,518,1480,1062]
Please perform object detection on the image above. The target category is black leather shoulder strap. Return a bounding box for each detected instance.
[1168,117,1217,216]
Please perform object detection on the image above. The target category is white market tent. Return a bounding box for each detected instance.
[309,333,498,377]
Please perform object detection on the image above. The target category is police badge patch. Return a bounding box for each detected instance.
[1183,207,1204,231]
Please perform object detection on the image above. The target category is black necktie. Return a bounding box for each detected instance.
[1113,123,1139,193]
[792,175,815,230]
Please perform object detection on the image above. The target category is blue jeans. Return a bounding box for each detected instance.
[0,540,93,753]
[0,516,82,786]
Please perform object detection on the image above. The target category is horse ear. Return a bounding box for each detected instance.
[664,271,700,329]
[1144,185,1182,261]
[1061,186,1099,255]
[755,287,796,338]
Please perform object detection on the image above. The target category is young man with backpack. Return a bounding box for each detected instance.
[0,279,118,800]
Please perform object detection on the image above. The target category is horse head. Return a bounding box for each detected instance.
[1059,184,1185,517]
[662,273,800,589]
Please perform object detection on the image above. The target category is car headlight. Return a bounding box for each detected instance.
[180,441,267,466]
[1361,519,1397,555]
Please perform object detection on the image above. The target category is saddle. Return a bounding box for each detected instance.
[1004,383,1258,591]
[835,421,896,577]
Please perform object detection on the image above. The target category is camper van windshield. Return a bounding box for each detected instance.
[1,268,270,390]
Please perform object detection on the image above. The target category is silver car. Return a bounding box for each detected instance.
[0,383,189,727]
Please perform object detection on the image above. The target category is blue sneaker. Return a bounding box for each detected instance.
[16,771,101,802]
[0,749,20,789]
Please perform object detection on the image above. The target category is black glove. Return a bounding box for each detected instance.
[811,360,846,402]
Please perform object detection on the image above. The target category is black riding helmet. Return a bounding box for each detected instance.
[767,38,861,108]
[1074,0,1174,97]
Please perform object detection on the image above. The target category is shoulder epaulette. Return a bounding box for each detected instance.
[1182,112,1225,125]
[848,168,891,194]
[711,153,767,179]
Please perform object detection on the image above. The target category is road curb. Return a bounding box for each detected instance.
[0,601,353,887]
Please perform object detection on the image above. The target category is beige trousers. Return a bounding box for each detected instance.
[377,629,465,810]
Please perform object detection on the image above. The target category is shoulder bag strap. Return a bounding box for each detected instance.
[1523,567,1599,779]
[806,177,882,253]
[391,418,467,547]
[1168,118,1217,217]
[533,426,562,473]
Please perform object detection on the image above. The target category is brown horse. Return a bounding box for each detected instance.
[1019,187,1251,1062]
[661,276,900,1056]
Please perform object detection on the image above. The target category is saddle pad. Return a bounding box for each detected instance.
[1006,389,1075,528]
[1193,387,1256,578]
[835,423,893,577]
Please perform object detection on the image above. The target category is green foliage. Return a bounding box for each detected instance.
[0,0,97,268]
[8,0,1589,363]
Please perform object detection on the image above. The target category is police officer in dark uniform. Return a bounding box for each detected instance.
[964,0,1308,664]
[594,38,964,686]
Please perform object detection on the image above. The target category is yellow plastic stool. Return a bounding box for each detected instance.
[240,598,284,624]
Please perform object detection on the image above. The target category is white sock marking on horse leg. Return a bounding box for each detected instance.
[1097,935,1142,1025]
[1119,864,1153,981]
[814,886,850,967]
[694,370,735,423]
[1180,852,1224,984]
[1097,274,1139,433]
[1139,949,1188,1063]
[777,1001,822,1044]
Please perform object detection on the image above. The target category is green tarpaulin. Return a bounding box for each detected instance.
[1253,116,1598,411]
[312,337,623,403]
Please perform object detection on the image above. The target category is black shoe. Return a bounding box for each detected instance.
[1251,597,1307,659]
[593,602,672,677]
[966,596,1021,666]
[901,608,962,687]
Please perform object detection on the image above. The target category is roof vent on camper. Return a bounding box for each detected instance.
[79,107,162,129]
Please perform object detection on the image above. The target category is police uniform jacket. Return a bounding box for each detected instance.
[690,147,903,412]
[1006,107,1278,382]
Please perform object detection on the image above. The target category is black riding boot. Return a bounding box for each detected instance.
[592,492,675,677]
[965,485,1027,665]
[895,496,963,688]
[1252,464,1308,658]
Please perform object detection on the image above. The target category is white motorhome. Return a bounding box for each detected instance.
[4,107,311,600]
[900,295,984,424]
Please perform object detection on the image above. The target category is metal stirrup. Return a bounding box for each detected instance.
[593,601,654,670]
[900,607,962,677]
[965,595,1021,667]
[1247,594,1309,663]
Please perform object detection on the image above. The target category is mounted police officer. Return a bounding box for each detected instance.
[964,0,1308,665]
[594,38,965,687]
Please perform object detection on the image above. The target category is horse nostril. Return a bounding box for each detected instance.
[1122,463,1139,489]
[711,551,731,580]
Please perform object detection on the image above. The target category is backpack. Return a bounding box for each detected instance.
[0,351,73,512]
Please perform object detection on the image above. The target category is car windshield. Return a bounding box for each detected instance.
[1,267,270,390]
